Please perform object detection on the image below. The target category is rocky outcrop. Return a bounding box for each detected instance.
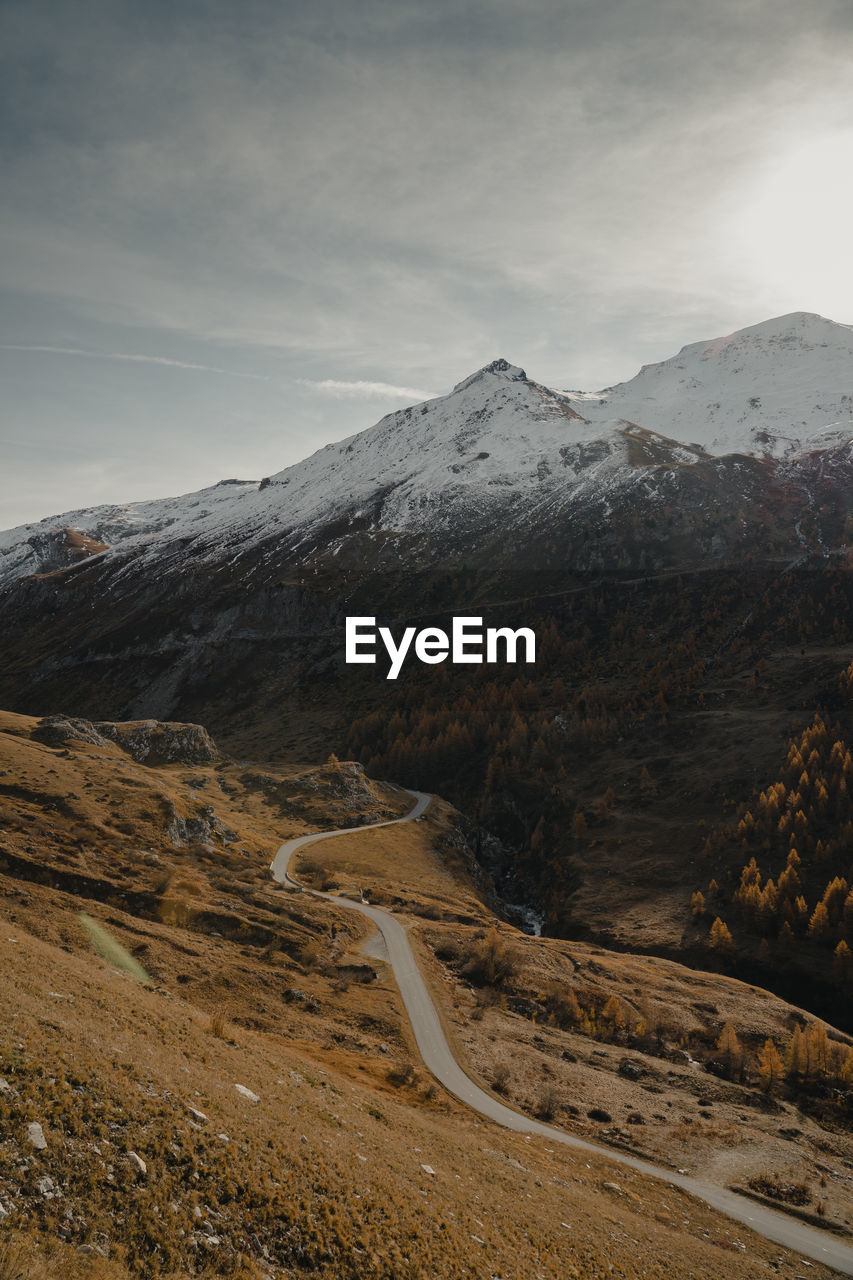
[94,719,218,765]
[164,800,237,847]
[32,716,113,749]
[34,715,218,765]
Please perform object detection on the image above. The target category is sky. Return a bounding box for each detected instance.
[2,0,853,528]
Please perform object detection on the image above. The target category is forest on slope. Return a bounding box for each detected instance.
[343,560,853,1028]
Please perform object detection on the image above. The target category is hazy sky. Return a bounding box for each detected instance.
[2,0,852,526]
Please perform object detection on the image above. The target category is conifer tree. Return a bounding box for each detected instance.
[602,994,626,1036]
[822,876,849,924]
[717,1022,744,1080]
[844,889,853,935]
[834,939,852,987]
[808,901,831,942]
[757,1039,784,1091]
[803,1021,831,1081]
[785,1025,805,1084]
[639,765,657,797]
[709,917,734,956]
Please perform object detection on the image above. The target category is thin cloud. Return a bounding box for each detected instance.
[0,344,267,380]
[0,436,95,455]
[298,377,437,401]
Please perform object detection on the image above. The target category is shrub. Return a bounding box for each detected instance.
[491,1062,511,1094]
[386,1060,418,1088]
[298,858,338,891]
[542,981,581,1029]
[460,928,519,988]
[433,937,460,962]
[298,939,323,971]
[534,1085,561,1121]
[746,1175,810,1206]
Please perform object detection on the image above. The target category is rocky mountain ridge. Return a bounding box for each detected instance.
[2,311,852,588]
[0,309,852,757]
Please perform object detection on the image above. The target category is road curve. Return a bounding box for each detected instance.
[271,791,853,1276]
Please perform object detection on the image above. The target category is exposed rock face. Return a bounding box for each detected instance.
[33,715,218,764]
[94,719,218,765]
[303,761,380,809]
[164,800,237,847]
[32,716,113,749]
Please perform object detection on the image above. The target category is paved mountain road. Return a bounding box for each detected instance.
[271,791,853,1276]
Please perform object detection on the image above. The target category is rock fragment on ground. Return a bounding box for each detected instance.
[27,1121,47,1150]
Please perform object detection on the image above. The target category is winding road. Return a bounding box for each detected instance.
[271,791,853,1275]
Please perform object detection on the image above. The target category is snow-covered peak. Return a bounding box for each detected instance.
[0,479,261,585]
[451,358,528,393]
[567,311,853,456]
[0,358,593,585]
[670,311,853,367]
[256,354,595,538]
[3,312,853,589]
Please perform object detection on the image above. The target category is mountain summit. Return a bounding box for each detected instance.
[565,310,853,457]
[451,357,529,391]
[2,311,853,591]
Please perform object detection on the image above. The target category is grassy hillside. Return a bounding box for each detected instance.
[0,711,848,1277]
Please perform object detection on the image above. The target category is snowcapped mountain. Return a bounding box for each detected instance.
[0,356,669,585]
[3,312,852,591]
[563,311,853,457]
[1,309,853,730]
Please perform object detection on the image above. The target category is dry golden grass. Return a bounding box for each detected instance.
[0,919,838,1280]
[60,528,109,557]
[0,710,409,867]
[207,1010,228,1040]
[294,797,492,925]
[0,710,848,1276]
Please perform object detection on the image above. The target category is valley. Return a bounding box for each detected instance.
[1,711,852,1276]
[3,311,853,1275]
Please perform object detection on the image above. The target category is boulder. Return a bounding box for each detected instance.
[27,1121,47,1150]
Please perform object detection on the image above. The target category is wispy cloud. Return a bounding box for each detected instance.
[0,436,97,455]
[298,377,437,401]
[0,344,267,380]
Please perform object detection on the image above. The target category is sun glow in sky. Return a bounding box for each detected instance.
[724,127,853,323]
